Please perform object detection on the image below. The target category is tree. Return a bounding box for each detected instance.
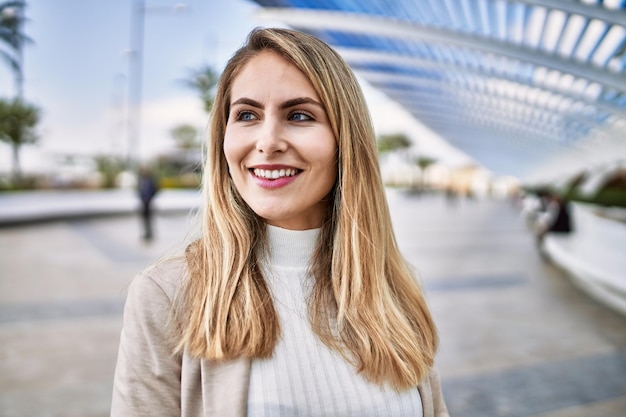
[163,123,202,176]
[0,97,39,180]
[1,1,31,98]
[170,123,200,151]
[414,156,437,191]
[93,154,124,189]
[415,156,437,172]
[182,65,219,114]
[377,133,412,154]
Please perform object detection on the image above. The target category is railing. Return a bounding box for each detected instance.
[543,202,626,316]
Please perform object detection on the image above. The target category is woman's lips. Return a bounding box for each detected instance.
[252,167,299,179]
[249,167,302,189]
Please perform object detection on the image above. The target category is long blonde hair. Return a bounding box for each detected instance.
[175,27,438,391]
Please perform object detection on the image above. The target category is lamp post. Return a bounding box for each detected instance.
[126,1,189,170]
[126,0,145,170]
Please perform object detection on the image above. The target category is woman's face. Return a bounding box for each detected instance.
[223,51,338,230]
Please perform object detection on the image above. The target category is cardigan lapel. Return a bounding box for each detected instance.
[418,367,450,417]
[417,376,434,417]
[201,358,251,417]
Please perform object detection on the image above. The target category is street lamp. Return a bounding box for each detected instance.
[126,0,189,170]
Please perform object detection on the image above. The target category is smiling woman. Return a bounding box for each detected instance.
[111,27,449,417]
[224,50,338,230]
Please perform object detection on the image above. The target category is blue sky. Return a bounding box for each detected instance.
[0,0,470,174]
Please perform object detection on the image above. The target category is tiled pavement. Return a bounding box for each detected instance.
[1,190,625,416]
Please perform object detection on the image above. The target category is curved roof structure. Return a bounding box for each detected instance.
[251,0,626,180]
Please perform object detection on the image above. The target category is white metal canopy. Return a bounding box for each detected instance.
[251,0,626,180]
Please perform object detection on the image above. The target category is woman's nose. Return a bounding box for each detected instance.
[255,119,287,154]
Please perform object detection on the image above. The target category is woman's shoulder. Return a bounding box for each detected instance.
[131,256,189,302]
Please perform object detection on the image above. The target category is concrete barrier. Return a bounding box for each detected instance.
[544,202,626,316]
[0,189,201,226]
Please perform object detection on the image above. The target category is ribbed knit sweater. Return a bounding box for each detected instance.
[111,225,452,417]
[247,225,423,417]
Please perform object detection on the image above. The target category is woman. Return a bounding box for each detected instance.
[111,27,449,417]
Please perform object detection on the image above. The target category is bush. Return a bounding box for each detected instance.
[159,173,201,189]
[566,188,626,208]
[523,185,626,208]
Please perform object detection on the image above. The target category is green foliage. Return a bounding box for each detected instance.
[415,156,437,170]
[0,96,39,178]
[93,154,124,189]
[182,65,219,114]
[565,188,626,208]
[0,97,38,143]
[0,2,28,49]
[0,172,36,190]
[377,133,412,154]
[524,182,626,208]
[159,173,201,189]
[1,1,32,95]
[170,123,200,150]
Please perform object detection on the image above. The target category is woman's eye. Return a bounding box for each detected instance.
[237,111,257,121]
[289,112,313,122]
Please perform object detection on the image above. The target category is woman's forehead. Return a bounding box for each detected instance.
[229,51,321,105]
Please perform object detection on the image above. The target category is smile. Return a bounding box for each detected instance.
[252,168,301,179]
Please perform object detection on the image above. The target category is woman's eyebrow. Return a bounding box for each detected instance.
[280,97,323,110]
[231,97,263,108]
[230,96,323,110]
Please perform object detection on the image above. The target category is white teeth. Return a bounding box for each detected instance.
[253,168,298,179]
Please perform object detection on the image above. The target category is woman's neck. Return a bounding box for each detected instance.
[266,224,320,268]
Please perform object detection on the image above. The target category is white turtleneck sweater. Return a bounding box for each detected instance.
[247,225,423,417]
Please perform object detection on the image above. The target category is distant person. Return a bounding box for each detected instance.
[536,193,573,247]
[547,195,572,233]
[445,187,458,206]
[112,28,449,416]
[137,165,159,241]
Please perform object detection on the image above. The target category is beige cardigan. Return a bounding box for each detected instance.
[111,260,450,417]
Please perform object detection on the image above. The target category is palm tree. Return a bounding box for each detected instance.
[170,124,200,151]
[414,156,437,191]
[94,154,124,189]
[0,97,39,181]
[169,123,201,169]
[377,133,412,154]
[0,1,31,98]
[182,65,219,114]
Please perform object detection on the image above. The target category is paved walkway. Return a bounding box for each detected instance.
[0,188,201,225]
[1,190,625,416]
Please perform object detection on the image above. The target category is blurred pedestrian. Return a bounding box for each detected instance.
[535,192,573,250]
[137,165,158,241]
[545,194,573,234]
[112,28,448,417]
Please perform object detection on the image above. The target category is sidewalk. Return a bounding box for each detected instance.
[0,188,201,226]
[1,191,626,417]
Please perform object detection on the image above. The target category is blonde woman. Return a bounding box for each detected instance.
[111,27,449,417]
